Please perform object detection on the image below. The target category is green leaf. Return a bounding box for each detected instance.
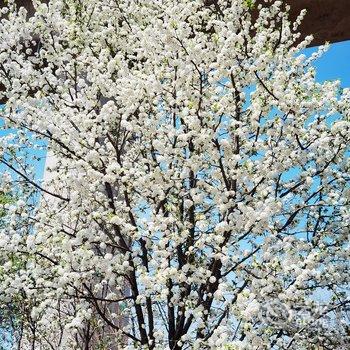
[0,192,13,219]
[244,0,255,10]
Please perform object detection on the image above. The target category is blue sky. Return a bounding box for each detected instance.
[307,40,350,87]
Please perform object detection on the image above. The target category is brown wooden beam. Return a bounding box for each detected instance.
[287,0,350,46]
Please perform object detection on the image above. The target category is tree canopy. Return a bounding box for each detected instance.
[0,0,349,349]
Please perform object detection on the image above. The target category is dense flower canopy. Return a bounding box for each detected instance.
[0,0,349,349]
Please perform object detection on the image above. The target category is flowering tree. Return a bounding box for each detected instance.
[0,0,349,349]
